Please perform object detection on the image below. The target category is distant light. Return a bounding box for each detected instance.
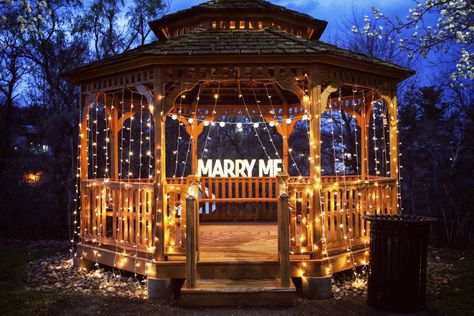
[24,172,43,186]
[253,122,259,128]
[188,118,194,124]
[269,121,275,127]
[171,115,177,120]
[236,123,242,129]
[219,122,225,127]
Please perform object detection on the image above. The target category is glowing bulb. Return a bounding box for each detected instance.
[286,118,292,124]
[219,122,225,127]
[302,114,309,120]
[236,122,242,129]
[214,94,219,99]
[171,115,177,120]
[269,121,275,127]
[188,118,194,124]
[203,121,209,126]
[253,122,259,128]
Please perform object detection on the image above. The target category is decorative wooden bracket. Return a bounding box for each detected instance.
[321,84,340,112]
[164,81,201,114]
[136,84,154,110]
[275,78,305,103]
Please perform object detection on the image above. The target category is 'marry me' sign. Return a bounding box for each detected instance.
[197,159,282,177]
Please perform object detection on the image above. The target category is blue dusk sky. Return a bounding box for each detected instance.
[167,0,413,40]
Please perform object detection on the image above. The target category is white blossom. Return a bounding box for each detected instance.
[352,0,473,82]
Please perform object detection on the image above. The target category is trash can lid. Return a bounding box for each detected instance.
[364,214,437,223]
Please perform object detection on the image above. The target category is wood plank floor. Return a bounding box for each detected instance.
[199,223,278,262]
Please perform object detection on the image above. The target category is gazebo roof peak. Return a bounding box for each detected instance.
[149,0,328,42]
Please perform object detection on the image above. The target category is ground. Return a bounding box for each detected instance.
[0,241,472,316]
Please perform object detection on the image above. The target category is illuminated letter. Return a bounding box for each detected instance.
[213,160,223,177]
[197,159,213,176]
[235,159,246,177]
[223,159,235,177]
[259,159,272,177]
[273,159,282,177]
[246,159,256,177]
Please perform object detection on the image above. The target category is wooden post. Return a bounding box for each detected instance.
[276,171,289,195]
[308,76,322,260]
[281,112,290,172]
[79,94,97,180]
[79,94,98,238]
[110,107,119,179]
[186,194,197,288]
[153,68,166,261]
[278,193,291,288]
[360,107,370,180]
[382,93,399,213]
[191,116,198,174]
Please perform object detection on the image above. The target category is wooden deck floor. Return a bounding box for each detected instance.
[199,223,278,262]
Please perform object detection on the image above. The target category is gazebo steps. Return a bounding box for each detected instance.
[157,260,281,279]
[179,278,296,307]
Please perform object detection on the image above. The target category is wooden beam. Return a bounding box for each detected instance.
[307,75,322,260]
[110,108,119,179]
[153,68,166,261]
[382,93,399,210]
[80,93,98,179]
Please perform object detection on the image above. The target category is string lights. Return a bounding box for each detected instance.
[72,73,402,293]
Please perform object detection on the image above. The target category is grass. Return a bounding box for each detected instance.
[430,249,474,316]
[0,242,60,316]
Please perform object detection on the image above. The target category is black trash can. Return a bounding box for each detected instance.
[364,214,436,313]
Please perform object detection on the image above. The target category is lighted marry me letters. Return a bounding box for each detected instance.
[197,159,283,177]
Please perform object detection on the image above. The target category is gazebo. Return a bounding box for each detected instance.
[65,0,413,306]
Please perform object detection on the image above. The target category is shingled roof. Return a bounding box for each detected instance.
[65,28,412,80]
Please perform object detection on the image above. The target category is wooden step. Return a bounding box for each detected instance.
[155,260,280,279]
[179,278,296,307]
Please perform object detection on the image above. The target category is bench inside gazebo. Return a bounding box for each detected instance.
[65,0,413,306]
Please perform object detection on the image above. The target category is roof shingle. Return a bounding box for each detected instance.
[66,29,412,76]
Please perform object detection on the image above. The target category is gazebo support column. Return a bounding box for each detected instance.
[74,93,96,270]
[382,92,399,213]
[109,107,119,179]
[360,104,370,180]
[149,68,173,301]
[152,69,166,261]
[301,74,336,299]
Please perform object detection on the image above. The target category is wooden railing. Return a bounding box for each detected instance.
[163,180,187,255]
[321,178,397,249]
[287,177,397,255]
[81,180,155,253]
[198,177,278,221]
[80,176,397,262]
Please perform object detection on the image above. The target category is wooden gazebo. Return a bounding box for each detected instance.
[65,0,413,306]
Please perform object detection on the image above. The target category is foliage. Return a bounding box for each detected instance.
[0,0,167,239]
[351,0,474,85]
